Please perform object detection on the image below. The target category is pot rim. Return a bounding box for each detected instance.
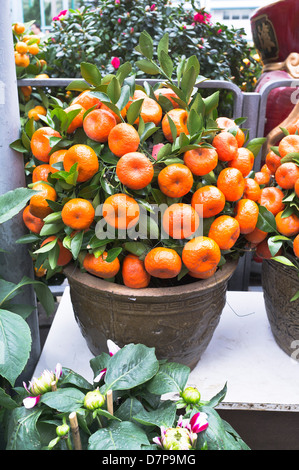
[63,258,238,298]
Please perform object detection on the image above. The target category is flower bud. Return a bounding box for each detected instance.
[56,423,70,437]
[84,389,105,410]
[181,386,201,404]
[163,427,192,451]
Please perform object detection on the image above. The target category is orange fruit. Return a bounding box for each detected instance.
[35,74,49,79]
[28,43,39,55]
[191,185,225,218]
[40,236,72,266]
[34,265,47,278]
[162,203,200,239]
[102,193,140,230]
[65,104,86,134]
[32,164,52,183]
[254,170,270,186]
[183,147,218,176]
[295,178,299,198]
[15,53,30,67]
[258,186,285,215]
[275,211,299,237]
[61,198,95,230]
[108,123,140,157]
[63,144,99,183]
[83,108,116,142]
[182,236,221,275]
[265,150,282,175]
[15,41,28,54]
[162,108,189,142]
[216,117,245,148]
[293,234,299,257]
[22,205,44,234]
[122,254,151,288]
[234,199,259,234]
[28,105,47,121]
[29,182,57,219]
[20,85,32,98]
[14,23,26,34]
[278,134,299,157]
[255,238,272,260]
[144,247,182,279]
[72,90,101,110]
[228,147,255,177]
[154,87,180,108]
[212,131,238,162]
[188,266,217,279]
[275,162,299,189]
[158,163,193,198]
[243,178,261,202]
[83,252,120,279]
[138,97,162,126]
[245,227,268,245]
[116,152,154,190]
[30,127,61,163]
[49,149,67,173]
[208,215,240,250]
[217,167,245,202]
[99,102,127,123]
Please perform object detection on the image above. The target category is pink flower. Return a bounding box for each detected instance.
[183,25,186,29]
[217,28,222,34]
[94,340,121,383]
[118,18,121,23]
[130,27,134,34]
[111,57,121,69]
[23,363,62,409]
[53,9,68,21]
[115,0,120,3]
[150,4,156,11]
[152,143,164,160]
[193,11,211,24]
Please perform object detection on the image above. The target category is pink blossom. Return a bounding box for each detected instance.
[130,27,134,34]
[115,0,120,3]
[23,363,62,409]
[183,25,186,29]
[111,57,121,69]
[94,340,121,383]
[53,9,68,21]
[150,4,156,11]
[152,143,164,160]
[118,18,121,23]
[193,11,211,24]
[217,28,222,34]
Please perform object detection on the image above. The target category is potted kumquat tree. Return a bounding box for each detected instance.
[251,131,299,358]
[12,32,265,369]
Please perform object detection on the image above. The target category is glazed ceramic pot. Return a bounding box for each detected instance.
[262,259,299,357]
[64,260,238,370]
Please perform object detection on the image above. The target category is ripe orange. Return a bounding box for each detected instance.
[49,149,67,173]
[22,205,44,234]
[162,108,189,142]
[275,211,299,237]
[217,167,245,202]
[122,254,151,288]
[71,90,101,110]
[275,162,299,189]
[28,105,47,121]
[245,227,268,245]
[138,97,162,126]
[216,117,245,148]
[265,150,282,175]
[108,123,140,157]
[295,178,299,198]
[29,182,57,219]
[228,147,255,177]
[20,85,32,98]
[15,53,30,67]
[83,108,116,142]
[30,127,61,162]
[254,170,270,186]
[144,247,182,279]
[278,134,299,157]
[102,193,140,230]
[158,163,193,198]
[63,144,99,183]
[234,199,259,234]
[32,164,52,183]
[40,236,72,266]
[243,177,261,202]
[293,234,299,257]
[65,104,86,134]
[116,152,154,190]
[14,23,26,34]
[212,131,238,162]
[182,236,221,275]
[188,266,217,279]
[162,203,200,239]
[83,252,120,279]
[183,147,218,176]
[34,265,47,278]
[61,198,95,230]
[154,87,180,108]
[28,43,39,55]
[208,215,240,250]
[15,41,28,54]
[99,103,127,123]
[191,185,225,218]
[255,238,273,260]
[258,187,285,215]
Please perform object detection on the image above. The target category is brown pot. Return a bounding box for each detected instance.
[64,260,238,370]
[262,259,299,357]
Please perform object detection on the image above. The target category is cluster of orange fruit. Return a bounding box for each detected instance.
[21,65,269,288]
[253,131,299,262]
[13,22,45,68]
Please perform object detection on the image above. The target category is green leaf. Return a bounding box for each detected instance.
[157,33,169,62]
[272,255,297,268]
[133,400,176,428]
[105,247,122,262]
[138,31,153,60]
[80,62,102,86]
[135,59,160,76]
[6,408,42,450]
[246,138,267,158]
[187,108,203,136]
[0,309,31,386]
[0,386,18,410]
[159,50,173,79]
[70,230,84,260]
[103,343,159,393]
[0,188,37,224]
[88,421,149,450]
[41,387,85,412]
[107,76,121,105]
[126,98,144,125]
[116,62,132,85]
[147,362,190,395]
[66,80,91,92]
[203,91,219,117]
[256,205,277,233]
[180,65,197,103]
[9,138,27,153]
[123,241,148,257]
